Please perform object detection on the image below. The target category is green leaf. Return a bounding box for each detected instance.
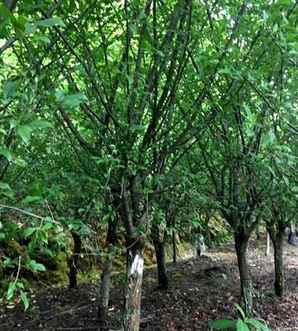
[7,282,16,301]
[29,119,52,130]
[61,93,86,109]
[14,157,27,168]
[20,290,29,311]
[0,181,12,191]
[3,81,17,99]
[27,260,46,272]
[236,319,250,331]
[209,319,236,329]
[235,304,246,320]
[9,119,17,129]
[24,22,37,34]
[24,227,36,238]
[263,130,275,147]
[17,125,33,144]
[3,257,13,267]
[0,4,12,16]
[247,319,271,331]
[22,195,42,205]
[33,35,51,44]
[35,17,66,28]
[0,148,12,161]
[42,222,53,231]
[0,4,13,25]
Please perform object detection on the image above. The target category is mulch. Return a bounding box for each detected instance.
[1,238,298,330]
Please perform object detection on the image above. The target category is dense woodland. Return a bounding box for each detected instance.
[0,0,298,330]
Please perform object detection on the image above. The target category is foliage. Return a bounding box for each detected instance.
[209,304,271,331]
[0,0,297,328]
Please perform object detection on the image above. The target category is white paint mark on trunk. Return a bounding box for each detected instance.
[266,231,270,256]
[130,253,144,276]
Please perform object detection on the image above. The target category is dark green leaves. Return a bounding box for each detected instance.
[17,125,33,144]
[16,119,52,144]
[0,147,13,161]
[55,92,87,109]
[25,17,66,35]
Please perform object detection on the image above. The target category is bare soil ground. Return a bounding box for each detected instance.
[1,236,298,331]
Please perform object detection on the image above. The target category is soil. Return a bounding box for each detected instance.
[1,236,298,331]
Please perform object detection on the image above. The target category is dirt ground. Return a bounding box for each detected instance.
[1,236,298,331]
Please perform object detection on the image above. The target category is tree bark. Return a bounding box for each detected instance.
[234,232,253,316]
[273,233,284,297]
[172,230,177,264]
[123,242,145,331]
[98,219,117,327]
[268,226,284,297]
[68,231,81,289]
[97,252,113,327]
[152,221,168,289]
[153,238,168,289]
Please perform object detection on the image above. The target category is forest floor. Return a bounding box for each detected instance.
[1,235,298,331]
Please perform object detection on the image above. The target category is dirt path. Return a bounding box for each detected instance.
[1,237,298,330]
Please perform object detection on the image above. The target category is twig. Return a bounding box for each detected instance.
[0,204,60,224]
[45,199,56,223]
[43,304,91,321]
[13,256,22,286]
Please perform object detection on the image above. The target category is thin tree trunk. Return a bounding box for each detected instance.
[235,232,253,316]
[266,231,270,256]
[68,231,81,289]
[98,219,117,327]
[172,230,177,264]
[153,238,168,289]
[152,222,168,289]
[268,227,284,297]
[290,221,295,234]
[273,233,284,297]
[98,253,113,327]
[123,243,145,331]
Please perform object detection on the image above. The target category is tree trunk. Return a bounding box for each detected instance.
[98,219,117,327]
[266,231,270,256]
[68,231,81,289]
[273,233,284,297]
[152,222,168,289]
[268,227,284,297]
[290,221,295,234]
[172,230,177,264]
[98,252,113,327]
[123,243,145,331]
[153,238,168,289]
[234,232,253,316]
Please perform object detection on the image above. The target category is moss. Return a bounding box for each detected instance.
[41,252,69,285]
[6,240,29,259]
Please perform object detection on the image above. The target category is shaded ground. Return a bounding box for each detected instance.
[1,236,298,330]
